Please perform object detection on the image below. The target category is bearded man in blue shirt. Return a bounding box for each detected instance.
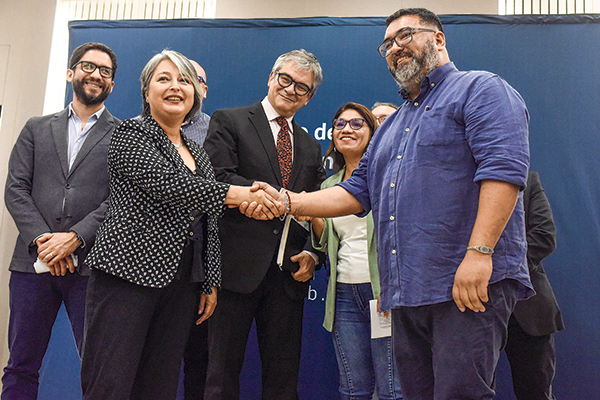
[245,7,533,400]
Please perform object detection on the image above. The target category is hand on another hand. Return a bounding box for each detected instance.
[238,182,286,220]
[36,232,81,276]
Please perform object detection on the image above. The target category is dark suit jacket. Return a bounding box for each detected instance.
[85,116,229,291]
[5,107,119,275]
[203,101,326,299]
[513,171,565,336]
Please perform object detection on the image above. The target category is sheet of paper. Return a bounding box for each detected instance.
[33,254,78,274]
[370,299,391,338]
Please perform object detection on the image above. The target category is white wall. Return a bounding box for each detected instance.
[0,0,58,371]
[215,0,498,18]
[0,0,496,387]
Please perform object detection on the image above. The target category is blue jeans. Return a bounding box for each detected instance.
[2,271,88,400]
[332,283,402,400]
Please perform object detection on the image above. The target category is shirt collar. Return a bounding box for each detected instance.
[261,96,294,128]
[67,103,106,121]
[399,62,457,100]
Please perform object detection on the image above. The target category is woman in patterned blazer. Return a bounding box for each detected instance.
[80,50,279,400]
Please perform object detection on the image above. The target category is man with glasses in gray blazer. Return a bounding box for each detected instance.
[2,42,119,400]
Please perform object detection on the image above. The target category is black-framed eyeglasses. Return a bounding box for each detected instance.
[377,27,438,58]
[198,76,206,85]
[274,71,312,96]
[332,118,367,131]
[71,61,114,78]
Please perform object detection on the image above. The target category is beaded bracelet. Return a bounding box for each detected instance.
[279,190,292,221]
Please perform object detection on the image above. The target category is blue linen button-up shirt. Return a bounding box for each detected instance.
[339,62,534,312]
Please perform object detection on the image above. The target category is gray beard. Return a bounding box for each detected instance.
[390,39,439,94]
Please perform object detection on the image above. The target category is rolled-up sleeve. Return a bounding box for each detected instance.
[465,75,530,190]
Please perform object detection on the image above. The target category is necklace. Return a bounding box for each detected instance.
[173,141,184,148]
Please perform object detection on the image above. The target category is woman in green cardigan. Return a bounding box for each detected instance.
[311,103,402,400]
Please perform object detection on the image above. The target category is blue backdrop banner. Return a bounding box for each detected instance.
[38,14,600,399]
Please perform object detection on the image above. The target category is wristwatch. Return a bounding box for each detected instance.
[467,245,494,255]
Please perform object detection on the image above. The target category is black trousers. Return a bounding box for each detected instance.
[81,251,198,400]
[391,279,520,400]
[505,315,557,400]
[204,263,305,400]
[183,297,209,400]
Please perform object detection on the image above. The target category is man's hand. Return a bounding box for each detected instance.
[452,251,493,312]
[290,251,316,282]
[196,287,218,325]
[36,232,81,276]
[376,295,389,318]
[238,182,286,220]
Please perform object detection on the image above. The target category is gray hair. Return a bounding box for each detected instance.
[371,102,399,111]
[140,49,202,122]
[271,49,323,92]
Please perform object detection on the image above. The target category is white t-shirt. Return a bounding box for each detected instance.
[331,214,370,284]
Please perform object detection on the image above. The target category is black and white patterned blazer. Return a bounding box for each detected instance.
[85,116,229,292]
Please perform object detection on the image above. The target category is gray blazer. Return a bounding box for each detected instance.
[4,107,119,275]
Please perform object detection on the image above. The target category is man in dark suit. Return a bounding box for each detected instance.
[2,42,119,400]
[504,171,564,400]
[202,49,326,400]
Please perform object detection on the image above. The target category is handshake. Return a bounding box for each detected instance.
[228,181,298,221]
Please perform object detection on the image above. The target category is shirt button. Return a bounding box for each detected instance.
[414,102,418,106]
[190,216,195,221]
[431,83,435,87]
[392,249,396,254]
[390,216,395,221]
[405,128,410,132]
[390,183,395,188]
[273,229,280,235]
[189,232,194,236]
[397,155,403,160]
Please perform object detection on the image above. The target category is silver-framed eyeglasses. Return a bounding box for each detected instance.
[377,27,438,58]
[71,61,114,78]
[274,71,312,96]
[332,118,367,131]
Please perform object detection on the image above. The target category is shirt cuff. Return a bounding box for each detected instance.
[32,233,51,246]
[71,230,85,248]
[302,250,319,265]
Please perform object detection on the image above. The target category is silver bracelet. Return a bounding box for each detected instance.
[467,245,494,255]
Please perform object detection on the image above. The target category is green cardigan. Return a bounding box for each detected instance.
[311,168,380,332]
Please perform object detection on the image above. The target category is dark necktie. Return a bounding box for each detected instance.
[276,116,293,188]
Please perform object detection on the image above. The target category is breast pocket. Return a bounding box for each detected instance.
[416,103,464,146]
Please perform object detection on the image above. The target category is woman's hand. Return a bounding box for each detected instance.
[196,286,218,325]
